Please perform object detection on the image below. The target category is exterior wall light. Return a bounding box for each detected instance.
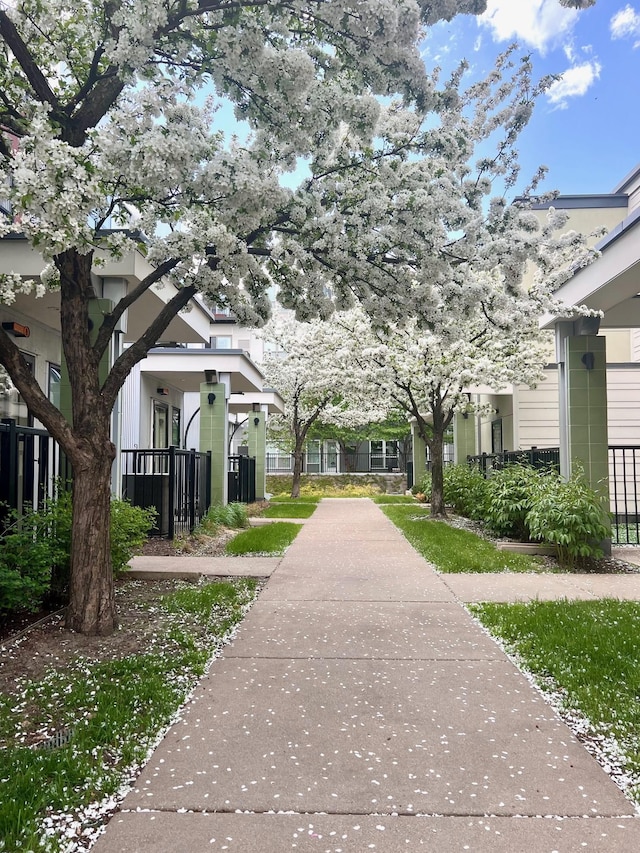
[581,352,595,370]
[2,321,30,338]
[253,416,260,426]
[208,392,216,405]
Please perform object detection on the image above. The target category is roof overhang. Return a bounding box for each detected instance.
[540,211,640,330]
[140,348,264,394]
[229,388,285,415]
[0,237,212,344]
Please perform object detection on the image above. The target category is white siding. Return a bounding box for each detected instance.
[515,371,560,449]
[606,367,640,445]
[632,329,640,363]
[120,362,142,447]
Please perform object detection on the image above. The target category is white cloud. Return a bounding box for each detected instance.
[610,5,640,44]
[479,0,579,54]
[546,60,601,107]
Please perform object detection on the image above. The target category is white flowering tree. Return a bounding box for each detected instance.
[262,316,387,498]
[339,295,555,517]
[0,0,595,635]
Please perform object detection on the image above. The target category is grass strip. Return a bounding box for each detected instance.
[472,599,640,802]
[225,522,302,555]
[372,495,415,504]
[0,578,258,852]
[267,495,321,504]
[381,505,543,573]
[263,503,317,519]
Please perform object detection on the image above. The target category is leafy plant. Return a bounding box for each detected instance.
[0,491,155,614]
[109,500,157,576]
[483,464,544,541]
[410,471,432,499]
[202,502,249,530]
[442,464,488,519]
[526,467,611,569]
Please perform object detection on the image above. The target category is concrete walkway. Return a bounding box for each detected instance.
[95,499,640,852]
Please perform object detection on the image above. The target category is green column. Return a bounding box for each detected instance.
[564,335,609,501]
[453,412,476,464]
[411,420,427,488]
[248,409,266,501]
[199,382,228,505]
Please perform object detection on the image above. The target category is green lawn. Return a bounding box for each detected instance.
[371,495,415,504]
[381,505,543,573]
[225,522,302,555]
[473,599,640,803]
[267,494,322,504]
[0,579,258,852]
[262,503,317,519]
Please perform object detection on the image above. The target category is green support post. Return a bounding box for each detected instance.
[248,409,266,501]
[453,412,476,464]
[199,382,227,505]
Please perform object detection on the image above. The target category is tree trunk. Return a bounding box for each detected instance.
[291,448,304,498]
[430,429,446,517]
[65,442,117,635]
[428,396,448,518]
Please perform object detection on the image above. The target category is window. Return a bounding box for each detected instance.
[48,363,61,409]
[492,419,503,454]
[153,401,169,448]
[211,335,232,350]
[0,352,36,426]
[171,407,181,446]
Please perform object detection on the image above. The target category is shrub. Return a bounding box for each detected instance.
[110,500,157,575]
[443,464,488,519]
[411,471,432,500]
[0,492,156,614]
[203,502,249,530]
[483,464,545,541]
[526,467,611,569]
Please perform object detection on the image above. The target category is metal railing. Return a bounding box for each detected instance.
[228,455,256,504]
[121,447,211,538]
[467,447,561,477]
[0,418,64,527]
[609,446,640,545]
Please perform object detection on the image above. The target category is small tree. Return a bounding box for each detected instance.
[341,293,552,517]
[262,316,387,497]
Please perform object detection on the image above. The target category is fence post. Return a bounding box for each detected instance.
[168,446,176,540]
[188,449,196,533]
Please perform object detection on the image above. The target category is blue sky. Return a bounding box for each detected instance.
[423,1,640,196]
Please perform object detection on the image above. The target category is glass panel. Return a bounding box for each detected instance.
[153,402,169,448]
[48,363,61,409]
[171,407,181,446]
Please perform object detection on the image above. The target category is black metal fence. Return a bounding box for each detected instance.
[0,418,64,527]
[228,455,256,504]
[609,446,640,545]
[467,447,561,477]
[121,447,211,538]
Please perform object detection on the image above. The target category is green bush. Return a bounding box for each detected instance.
[410,471,432,499]
[442,464,488,519]
[484,464,544,541]
[0,492,155,615]
[202,502,249,530]
[110,500,157,575]
[526,468,611,569]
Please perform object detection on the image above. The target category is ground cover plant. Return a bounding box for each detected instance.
[0,577,259,852]
[225,522,303,555]
[472,599,640,803]
[262,503,317,519]
[199,502,249,531]
[382,505,544,573]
